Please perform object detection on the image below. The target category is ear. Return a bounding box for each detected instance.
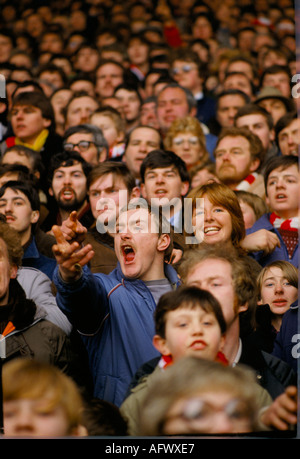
[257,299,263,305]
[180,180,190,197]
[48,187,53,197]
[30,210,40,225]
[269,128,275,142]
[157,233,171,253]
[219,334,226,353]
[129,186,140,199]
[43,118,52,129]
[249,157,260,173]
[237,302,248,314]
[10,264,18,280]
[152,334,171,356]
[140,183,148,200]
[189,106,197,117]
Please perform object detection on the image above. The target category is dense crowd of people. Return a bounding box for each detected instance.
[0,0,298,438]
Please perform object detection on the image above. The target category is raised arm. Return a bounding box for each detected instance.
[52,224,94,282]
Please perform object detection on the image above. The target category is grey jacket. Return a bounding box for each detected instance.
[17,266,72,335]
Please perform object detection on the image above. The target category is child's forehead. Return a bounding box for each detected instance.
[169,302,212,314]
[268,164,299,177]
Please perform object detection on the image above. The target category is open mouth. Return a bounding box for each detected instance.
[5,215,15,222]
[204,226,220,235]
[275,193,287,201]
[60,188,75,201]
[122,245,135,263]
[190,340,207,350]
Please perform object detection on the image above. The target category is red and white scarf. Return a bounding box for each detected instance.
[158,351,229,370]
[235,173,258,191]
[269,212,299,232]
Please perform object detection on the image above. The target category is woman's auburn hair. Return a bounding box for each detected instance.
[187,181,246,247]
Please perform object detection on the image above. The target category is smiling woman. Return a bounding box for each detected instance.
[186,181,245,249]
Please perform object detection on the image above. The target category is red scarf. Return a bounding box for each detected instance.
[269,212,299,232]
[159,351,229,369]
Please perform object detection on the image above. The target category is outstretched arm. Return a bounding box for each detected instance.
[52,224,94,282]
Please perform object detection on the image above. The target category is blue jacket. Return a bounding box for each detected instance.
[272,301,298,374]
[23,236,57,280]
[246,213,298,268]
[53,262,181,406]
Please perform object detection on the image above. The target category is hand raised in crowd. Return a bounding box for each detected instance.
[240,229,281,255]
[60,211,87,244]
[52,224,94,282]
[260,386,298,431]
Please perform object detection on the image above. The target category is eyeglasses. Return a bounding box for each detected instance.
[171,65,198,75]
[164,397,254,427]
[173,136,199,146]
[63,140,97,152]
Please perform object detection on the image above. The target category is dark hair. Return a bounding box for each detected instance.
[264,154,299,195]
[216,89,251,108]
[63,123,109,160]
[48,150,92,185]
[140,149,190,184]
[3,145,45,177]
[87,161,136,193]
[234,103,274,130]
[154,285,226,339]
[274,111,298,143]
[260,64,291,87]
[156,83,197,111]
[82,398,128,436]
[0,180,40,212]
[10,91,55,131]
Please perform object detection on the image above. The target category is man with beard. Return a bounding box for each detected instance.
[41,151,93,233]
[214,126,266,199]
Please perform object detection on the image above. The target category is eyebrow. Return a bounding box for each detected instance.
[268,173,298,180]
[0,196,26,203]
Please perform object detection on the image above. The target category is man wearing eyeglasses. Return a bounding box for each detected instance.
[169,49,216,126]
[63,124,108,165]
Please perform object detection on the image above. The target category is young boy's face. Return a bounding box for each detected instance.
[3,397,72,437]
[266,164,299,219]
[154,305,224,362]
[10,104,51,145]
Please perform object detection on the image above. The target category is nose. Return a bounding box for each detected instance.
[4,201,12,212]
[204,209,214,221]
[155,174,165,184]
[274,282,284,294]
[13,409,35,433]
[138,142,147,153]
[212,413,236,434]
[73,145,81,154]
[275,177,285,188]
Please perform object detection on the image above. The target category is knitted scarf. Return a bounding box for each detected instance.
[235,172,259,191]
[269,212,299,232]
